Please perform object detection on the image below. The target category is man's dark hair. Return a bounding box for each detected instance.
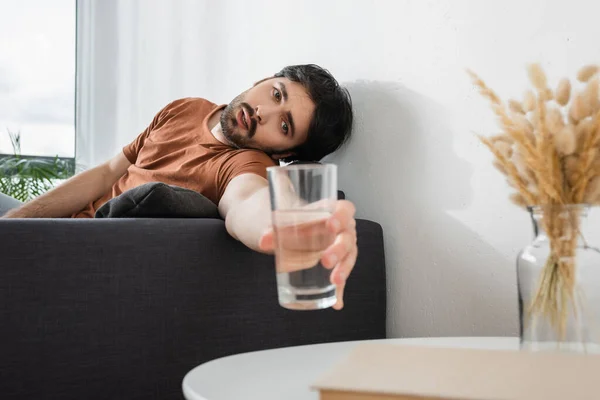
[274,64,353,162]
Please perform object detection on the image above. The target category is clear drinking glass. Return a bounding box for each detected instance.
[267,164,338,310]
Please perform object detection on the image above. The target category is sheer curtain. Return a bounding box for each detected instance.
[75,0,219,169]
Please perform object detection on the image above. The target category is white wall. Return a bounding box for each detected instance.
[83,0,600,337]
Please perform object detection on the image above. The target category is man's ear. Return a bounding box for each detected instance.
[254,76,274,87]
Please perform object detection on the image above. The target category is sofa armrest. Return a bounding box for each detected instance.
[0,218,386,400]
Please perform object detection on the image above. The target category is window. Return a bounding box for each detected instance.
[0,0,76,159]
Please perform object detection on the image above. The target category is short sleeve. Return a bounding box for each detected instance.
[216,150,277,202]
[122,99,183,164]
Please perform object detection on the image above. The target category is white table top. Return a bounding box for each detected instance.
[182,336,519,400]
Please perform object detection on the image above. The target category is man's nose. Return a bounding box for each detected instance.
[254,106,262,123]
[254,105,274,124]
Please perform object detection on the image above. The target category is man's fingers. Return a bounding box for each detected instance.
[331,247,358,311]
[327,200,356,233]
[321,231,356,269]
[258,228,275,252]
[333,283,345,310]
[331,247,358,285]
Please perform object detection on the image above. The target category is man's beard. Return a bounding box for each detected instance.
[220,92,257,149]
[220,92,282,157]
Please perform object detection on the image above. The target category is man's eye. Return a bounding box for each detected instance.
[281,120,289,134]
[273,89,282,102]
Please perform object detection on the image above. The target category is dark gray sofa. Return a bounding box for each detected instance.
[0,217,386,400]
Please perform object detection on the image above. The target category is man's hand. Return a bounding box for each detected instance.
[2,152,131,218]
[257,200,357,310]
[220,174,358,310]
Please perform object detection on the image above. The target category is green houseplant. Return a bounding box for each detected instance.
[0,130,75,202]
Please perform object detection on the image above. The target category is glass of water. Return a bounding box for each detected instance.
[267,163,338,310]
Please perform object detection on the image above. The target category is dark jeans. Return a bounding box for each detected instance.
[0,192,22,216]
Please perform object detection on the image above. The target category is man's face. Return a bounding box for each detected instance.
[220,77,315,157]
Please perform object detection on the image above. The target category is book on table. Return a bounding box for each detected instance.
[312,343,599,400]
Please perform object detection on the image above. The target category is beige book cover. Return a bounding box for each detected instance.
[313,343,600,400]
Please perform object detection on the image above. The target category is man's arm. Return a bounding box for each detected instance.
[218,173,272,252]
[219,173,358,310]
[2,152,131,218]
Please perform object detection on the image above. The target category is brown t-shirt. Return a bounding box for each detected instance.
[72,98,276,218]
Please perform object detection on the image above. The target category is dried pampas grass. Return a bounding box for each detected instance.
[556,79,571,106]
[523,90,536,112]
[528,64,548,91]
[469,63,600,339]
[577,65,599,82]
[469,64,600,207]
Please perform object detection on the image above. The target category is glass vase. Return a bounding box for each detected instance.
[517,205,600,353]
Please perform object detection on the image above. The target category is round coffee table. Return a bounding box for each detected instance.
[182,337,518,400]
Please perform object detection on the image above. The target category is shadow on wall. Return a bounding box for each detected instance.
[326,80,518,337]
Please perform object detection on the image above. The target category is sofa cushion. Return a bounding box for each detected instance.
[279,161,345,200]
[95,182,220,218]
